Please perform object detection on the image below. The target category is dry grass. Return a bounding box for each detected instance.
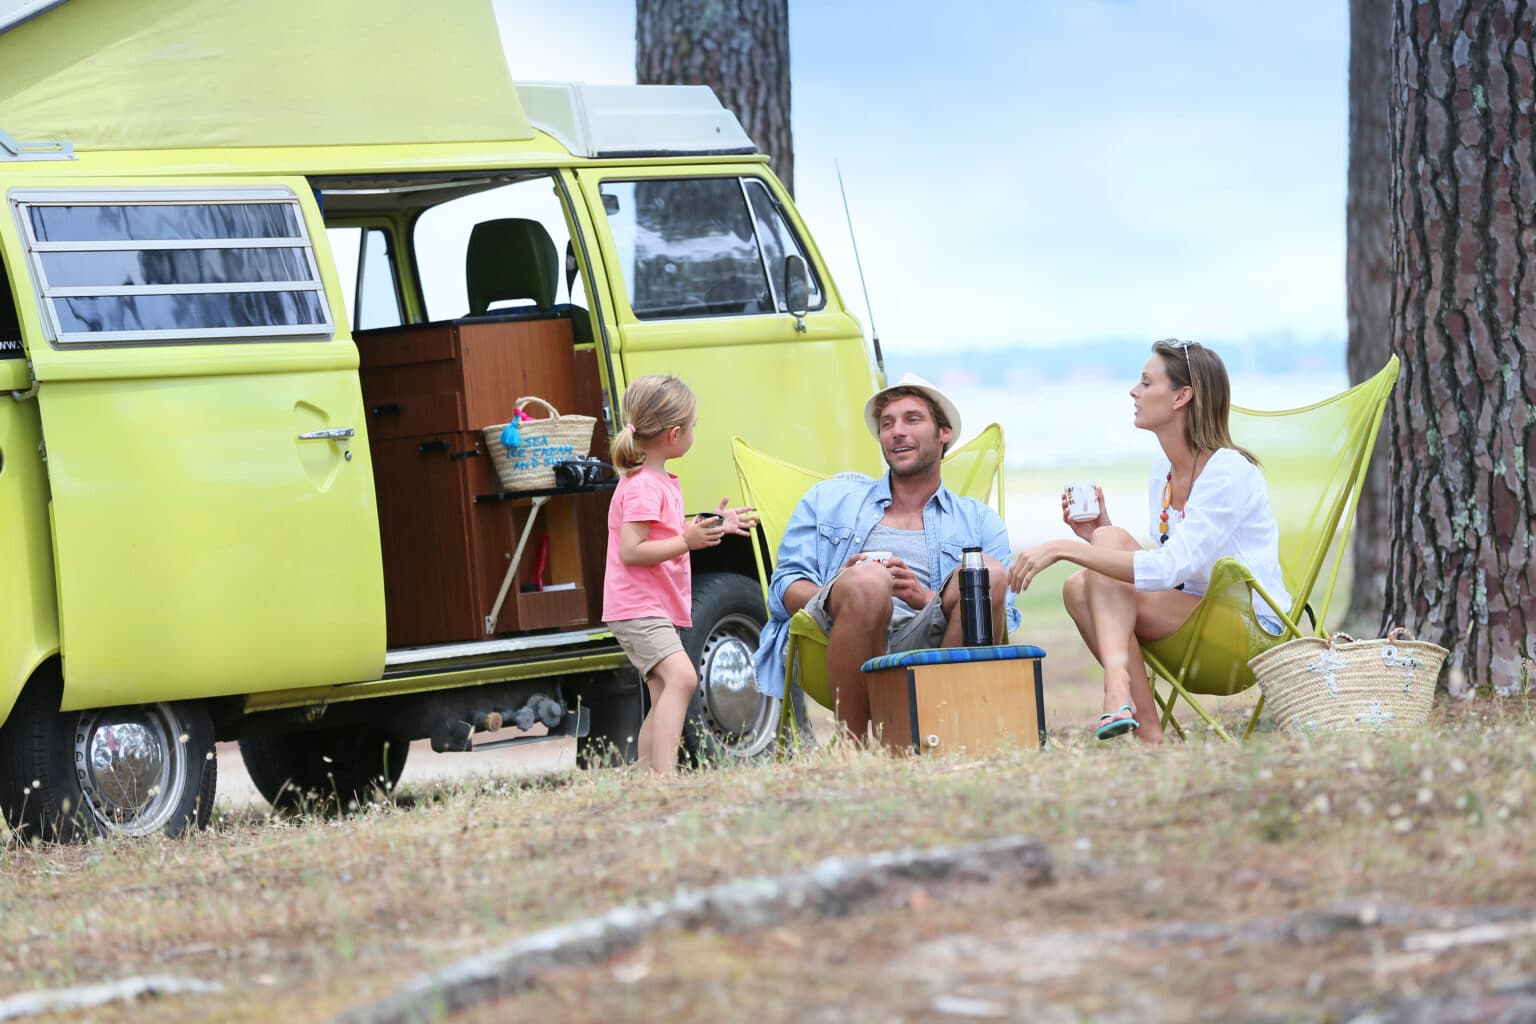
[4,692,1536,1022]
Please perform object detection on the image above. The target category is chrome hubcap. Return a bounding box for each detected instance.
[697,613,778,756]
[74,705,187,836]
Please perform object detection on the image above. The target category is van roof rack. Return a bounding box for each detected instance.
[516,82,756,159]
[0,127,74,162]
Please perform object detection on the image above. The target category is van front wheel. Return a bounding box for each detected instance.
[0,674,216,842]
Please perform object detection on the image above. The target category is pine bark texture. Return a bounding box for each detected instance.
[1346,0,1396,631]
[636,0,793,194]
[1387,1,1536,692]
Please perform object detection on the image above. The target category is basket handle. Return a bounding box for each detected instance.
[1326,631,1356,649]
[515,396,561,420]
[1384,626,1413,642]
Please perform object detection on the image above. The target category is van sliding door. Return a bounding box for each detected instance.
[5,179,385,710]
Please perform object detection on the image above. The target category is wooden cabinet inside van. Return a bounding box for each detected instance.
[357,316,606,647]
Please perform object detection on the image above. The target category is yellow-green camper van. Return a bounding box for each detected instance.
[0,0,881,838]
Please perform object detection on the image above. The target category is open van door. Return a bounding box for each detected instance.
[4,178,384,710]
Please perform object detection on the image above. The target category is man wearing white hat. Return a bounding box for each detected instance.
[754,373,1020,738]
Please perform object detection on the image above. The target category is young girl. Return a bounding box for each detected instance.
[602,374,757,775]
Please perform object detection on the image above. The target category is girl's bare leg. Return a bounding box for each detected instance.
[636,674,663,768]
[639,651,697,774]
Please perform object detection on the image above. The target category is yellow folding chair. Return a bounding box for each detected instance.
[1142,356,1400,741]
[733,425,1009,748]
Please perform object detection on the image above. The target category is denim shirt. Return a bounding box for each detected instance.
[754,471,1021,698]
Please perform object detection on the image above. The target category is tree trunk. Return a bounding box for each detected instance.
[1345,0,1395,633]
[635,0,793,194]
[1386,1,1536,693]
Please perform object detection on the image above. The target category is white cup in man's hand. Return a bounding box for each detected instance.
[858,550,894,564]
[1065,482,1101,522]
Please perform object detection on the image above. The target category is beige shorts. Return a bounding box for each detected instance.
[804,567,955,654]
[607,617,685,677]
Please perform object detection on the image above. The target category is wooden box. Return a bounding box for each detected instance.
[358,317,585,443]
[866,656,1046,756]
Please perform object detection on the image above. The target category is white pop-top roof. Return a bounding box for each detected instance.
[517,82,757,159]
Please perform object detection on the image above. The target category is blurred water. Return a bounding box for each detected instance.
[945,371,1352,549]
[948,372,1351,468]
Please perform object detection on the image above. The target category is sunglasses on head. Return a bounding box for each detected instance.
[1161,338,1195,382]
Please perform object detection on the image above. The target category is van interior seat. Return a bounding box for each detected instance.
[465,217,561,316]
[462,218,593,346]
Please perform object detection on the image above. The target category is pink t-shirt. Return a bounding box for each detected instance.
[602,465,692,627]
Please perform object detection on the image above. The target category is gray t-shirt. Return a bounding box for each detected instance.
[863,523,930,609]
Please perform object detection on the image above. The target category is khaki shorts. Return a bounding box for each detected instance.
[608,617,685,677]
[803,567,955,654]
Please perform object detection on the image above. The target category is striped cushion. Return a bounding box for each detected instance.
[860,644,1047,673]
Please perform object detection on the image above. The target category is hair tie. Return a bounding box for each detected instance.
[624,422,636,433]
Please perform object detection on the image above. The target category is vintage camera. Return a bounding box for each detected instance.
[553,456,611,489]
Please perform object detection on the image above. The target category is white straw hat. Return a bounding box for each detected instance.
[863,372,962,441]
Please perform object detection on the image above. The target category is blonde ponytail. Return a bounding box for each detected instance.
[611,374,697,474]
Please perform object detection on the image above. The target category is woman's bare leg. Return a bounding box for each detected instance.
[1082,527,1166,742]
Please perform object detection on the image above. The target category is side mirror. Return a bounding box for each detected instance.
[783,254,810,321]
[602,192,621,216]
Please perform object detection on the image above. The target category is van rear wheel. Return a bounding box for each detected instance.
[0,673,216,842]
[238,727,407,815]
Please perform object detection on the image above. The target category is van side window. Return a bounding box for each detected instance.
[328,226,404,331]
[11,187,332,345]
[599,177,824,320]
[741,178,824,312]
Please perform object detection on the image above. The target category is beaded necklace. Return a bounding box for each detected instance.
[1159,453,1206,545]
[1159,471,1175,545]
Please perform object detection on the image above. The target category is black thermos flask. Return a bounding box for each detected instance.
[959,546,994,647]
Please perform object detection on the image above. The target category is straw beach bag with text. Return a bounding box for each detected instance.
[1249,628,1448,733]
[482,396,597,492]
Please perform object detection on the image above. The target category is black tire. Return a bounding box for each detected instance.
[238,727,407,815]
[569,668,645,769]
[0,672,216,842]
[680,572,812,767]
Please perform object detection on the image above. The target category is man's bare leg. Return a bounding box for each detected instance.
[823,562,895,738]
[939,555,1009,647]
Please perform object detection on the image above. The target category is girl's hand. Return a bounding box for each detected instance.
[1060,486,1110,542]
[685,514,726,550]
[1009,541,1064,592]
[715,497,759,536]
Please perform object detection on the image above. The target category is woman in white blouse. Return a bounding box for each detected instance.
[1008,339,1291,744]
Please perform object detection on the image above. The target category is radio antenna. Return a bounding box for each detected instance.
[836,160,885,376]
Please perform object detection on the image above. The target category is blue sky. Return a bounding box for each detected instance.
[502,0,1349,358]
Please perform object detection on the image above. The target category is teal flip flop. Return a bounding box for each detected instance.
[1095,704,1140,740]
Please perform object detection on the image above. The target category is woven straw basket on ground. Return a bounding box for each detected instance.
[482,396,597,492]
[1249,628,1448,733]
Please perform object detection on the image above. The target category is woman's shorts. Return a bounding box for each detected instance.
[607,617,685,677]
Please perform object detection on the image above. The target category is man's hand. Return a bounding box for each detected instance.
[883,556,932,609]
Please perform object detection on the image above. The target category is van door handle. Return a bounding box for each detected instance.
[298,427,356,440]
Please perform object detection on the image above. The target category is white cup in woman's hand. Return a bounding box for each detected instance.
[1066,481,1101,522]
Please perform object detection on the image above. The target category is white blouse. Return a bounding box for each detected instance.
[1132,448,1293,612]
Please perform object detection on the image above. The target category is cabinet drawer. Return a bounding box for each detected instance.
[363,385,465,441]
